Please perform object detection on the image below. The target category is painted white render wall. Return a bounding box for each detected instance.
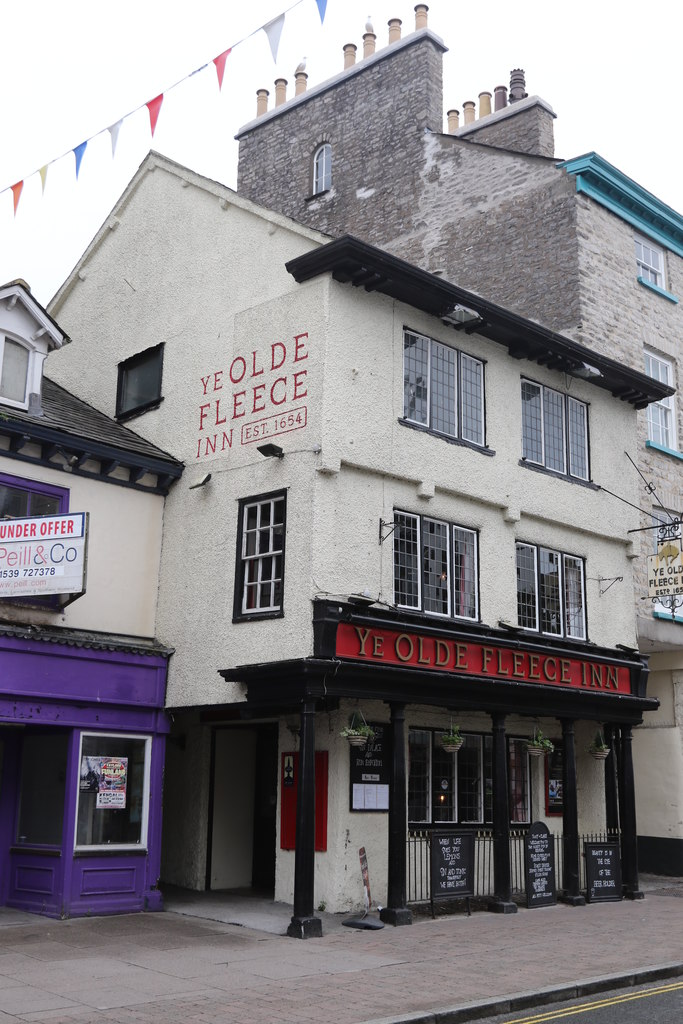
[0,457,164,637]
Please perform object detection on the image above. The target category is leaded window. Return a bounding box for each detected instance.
[521,379,589,480]
[516,542,586,640]
[403,330,484,446]
[393,511,478,621]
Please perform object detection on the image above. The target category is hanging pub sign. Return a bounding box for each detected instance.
[648,537,683,600]
[349,723,390,812]
[0,513,88,601]
[524,821,556,908]
[584,841,622,903]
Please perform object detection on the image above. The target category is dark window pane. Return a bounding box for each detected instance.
[430,341,456,436]
[403,333,429,424]
[394,512,420,608]
[118,346,163,417]
[17,734,68,845]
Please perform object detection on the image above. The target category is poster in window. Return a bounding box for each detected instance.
[80,755,128,809]
[349,724,390,812]
[545,744,563,815]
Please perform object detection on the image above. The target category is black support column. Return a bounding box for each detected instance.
[560,718,585,905]
[619,724,643,900]
[603,724,620,835]
[490,713,516,913]
[287,700,322,938]
[380,702,412,926]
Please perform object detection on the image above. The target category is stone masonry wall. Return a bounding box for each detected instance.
[236,32,445,241]
[459,104,556,159]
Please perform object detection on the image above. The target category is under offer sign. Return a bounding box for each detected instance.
[0,512,88,598]
[648,538,683,599]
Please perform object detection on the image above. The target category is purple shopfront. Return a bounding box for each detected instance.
[0,628,170,918]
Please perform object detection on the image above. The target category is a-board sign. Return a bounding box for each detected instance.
[584,841,622,903]
[349,723,390,812]
[430,831,475,900]
[524,821,556,908]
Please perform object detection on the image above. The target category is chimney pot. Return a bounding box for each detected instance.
[494,85,508,111]
[463,100,475,125]
[478,91,492,118]
[363,29,376,59]
[343,43,357,68]
[256,88,269,117]
[388,18,402,44]
[274,77,287,107]
[447,109,460,133]
[509,69,527,103]
[414,4,429,30]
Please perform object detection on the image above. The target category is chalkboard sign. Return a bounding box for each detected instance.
[349,724,390,812]
[524,821,556,908]
[430,831,475,909]
[584,841,622,903]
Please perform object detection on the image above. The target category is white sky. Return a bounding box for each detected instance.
[2,0,681,305]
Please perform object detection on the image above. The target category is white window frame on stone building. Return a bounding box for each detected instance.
[403,330,485,446]
[521,378,589,481]
[312,143,331,194]
[393,510,479,621]
[635,235,665,290]
[516,542,586,640]
[644,350,677,451]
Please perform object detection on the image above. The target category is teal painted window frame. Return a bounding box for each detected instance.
[637,276,678,304]
[645,439,682,460]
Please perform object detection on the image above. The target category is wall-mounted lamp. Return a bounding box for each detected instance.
[348,590,375,606]
[257,443,284,459]
[189,472,212,490]
[568,361,602,380]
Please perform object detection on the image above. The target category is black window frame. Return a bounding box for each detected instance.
[520,376,590,482]
[233,489,287,623]
[515,541,587,640]
[116,343,164,421]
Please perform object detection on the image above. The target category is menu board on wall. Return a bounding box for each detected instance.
[349,724,390,812]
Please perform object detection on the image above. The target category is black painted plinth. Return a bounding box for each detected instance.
[488,898,517,914]
[287,915,323,939]
[560,893,586,907]
[624,888,645,901]
[379,906,413,926]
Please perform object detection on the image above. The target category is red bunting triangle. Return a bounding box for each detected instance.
[11,181,23,216]
[146,94,164,137]
[213,48,232,90]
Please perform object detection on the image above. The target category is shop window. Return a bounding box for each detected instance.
[116,343,164,421]
[17,733,69,845]
[234,490,286,620]
[403,330,485,446]
[644,351,677,451]
[521,379,589,480]
[394,511,478,620]
[75,733,151,849]
[516,542,586,640]
[312,143,331,194]
[408,730,529,826]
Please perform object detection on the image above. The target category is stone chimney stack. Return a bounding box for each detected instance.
[274,78,287,107]
[479,91,492,118]
[388,18,402,44]
[415,4,429,30]
[463,100,475,125]
[447,109,460,133]
[294,61,307,96]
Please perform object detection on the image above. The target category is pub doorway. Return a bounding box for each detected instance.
[207,724,278,894]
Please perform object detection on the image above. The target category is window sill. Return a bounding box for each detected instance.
[305,188,331,203]
[74,847,148,857]
[519,459,598,488]
[653,610,683,625]
[398,418,494,456]
[116,396,164,422]
[233,609,284,624]
[645,440,682,461]
[637,276,678,304]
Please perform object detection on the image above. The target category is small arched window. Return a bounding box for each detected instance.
[312,143,331,195]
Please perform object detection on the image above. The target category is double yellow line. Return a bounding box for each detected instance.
[501,980,683,1022]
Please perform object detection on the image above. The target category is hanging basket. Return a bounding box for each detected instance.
[441,737,464,754]
[525,743,546,758]
[340,710,374,747]
[525,730,554,758]
[590,747,610,760]
[347,733,370,748]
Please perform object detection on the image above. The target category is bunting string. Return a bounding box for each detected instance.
[3,0,328,216]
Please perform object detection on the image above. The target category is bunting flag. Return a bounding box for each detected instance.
[108,120,123,157]
[146,95,164,137]
[73,142,88,179]
[263,14,285,63]
[2,0,328,212]
[213,49,231,90]
[11,181,23,216]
